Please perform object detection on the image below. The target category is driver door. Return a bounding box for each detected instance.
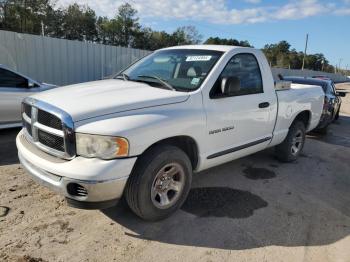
[203,53,276,160]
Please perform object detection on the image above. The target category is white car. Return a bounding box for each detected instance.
[0,65,57,129]
[16,45,324,221]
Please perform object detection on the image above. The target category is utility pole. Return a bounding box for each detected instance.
[41,21,44,36]
[338,58,343,70]
[301,33,309,70]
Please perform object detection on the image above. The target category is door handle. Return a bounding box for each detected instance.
[259,102,270,108]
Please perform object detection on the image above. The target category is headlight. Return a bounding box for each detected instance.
[76,133,129,159]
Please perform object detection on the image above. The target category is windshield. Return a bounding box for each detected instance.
[117,49,223,91]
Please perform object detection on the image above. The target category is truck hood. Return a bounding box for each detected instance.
[32,79,190,122]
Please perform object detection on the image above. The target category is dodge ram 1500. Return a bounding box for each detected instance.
[16,45,324,221]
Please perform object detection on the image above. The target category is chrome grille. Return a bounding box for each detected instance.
[38,129,65,152]
[24,103,32,118]
[21,98,76,159]
[38,109,63,130]
[24,121,32,136]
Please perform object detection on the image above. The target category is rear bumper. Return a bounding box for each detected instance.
[17,130,137,209]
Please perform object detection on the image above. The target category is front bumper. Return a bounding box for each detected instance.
[16,130,137,209]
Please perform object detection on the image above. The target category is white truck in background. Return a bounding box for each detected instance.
[16,45,324,221]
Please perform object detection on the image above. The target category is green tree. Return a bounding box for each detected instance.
[0,0,54,34]
[173,26,202,45]
[62,3,97,41]
[132,27,153,49]
[114,3,140,47]
[97,16,120,45]
[204,37,252,47]
[44,7,64,38]
[262,40,333,71]
[96,3,142,47]
[0,1,10,30]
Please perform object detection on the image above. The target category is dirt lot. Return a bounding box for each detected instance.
[1,84,350,262]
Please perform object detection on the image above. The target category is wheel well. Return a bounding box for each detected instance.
[143,136,199,170]
[293,111,311,129]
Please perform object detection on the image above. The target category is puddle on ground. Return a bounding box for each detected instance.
[181,187,268,219]
[243,167,276,180]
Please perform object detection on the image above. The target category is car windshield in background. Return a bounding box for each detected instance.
[118,49,223,91]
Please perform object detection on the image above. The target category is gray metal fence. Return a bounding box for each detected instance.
[0,30,150,86]
[271,68,349,83]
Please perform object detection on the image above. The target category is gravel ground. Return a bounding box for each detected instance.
[0,84,350,262]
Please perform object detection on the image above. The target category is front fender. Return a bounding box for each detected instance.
[74,96,206,157]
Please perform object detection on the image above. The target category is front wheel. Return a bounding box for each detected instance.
[125,145,192,221]
[275,121,306,162]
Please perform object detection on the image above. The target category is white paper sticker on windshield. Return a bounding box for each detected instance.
[191,78,200,85]
[186,55,212,62]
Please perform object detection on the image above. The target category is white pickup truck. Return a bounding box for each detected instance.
[16,45,324,221]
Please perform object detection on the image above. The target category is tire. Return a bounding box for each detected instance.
[275,121,306,162]
[125,145,192,221]
[334,109,340,121]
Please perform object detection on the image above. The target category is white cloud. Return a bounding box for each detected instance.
[273,0,326,20]
[55,0,348,25]
[245,0,262,4]
[335,8,350,15]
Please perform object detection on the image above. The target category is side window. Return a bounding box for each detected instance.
[0,68,29,88]
[210,53,263,98]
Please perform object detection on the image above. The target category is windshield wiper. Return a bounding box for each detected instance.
[137,75,176,91]
[115,73,130,81]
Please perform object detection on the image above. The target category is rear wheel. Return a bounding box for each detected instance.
[275,121,306,162]
[125,145,192,221]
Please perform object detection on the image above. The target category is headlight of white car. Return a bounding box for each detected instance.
[76,133,129,159]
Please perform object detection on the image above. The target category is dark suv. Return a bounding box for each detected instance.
[283,77,346,133]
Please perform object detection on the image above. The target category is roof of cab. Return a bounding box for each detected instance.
[160,45,252,52]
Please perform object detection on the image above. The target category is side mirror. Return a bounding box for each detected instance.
[221,76,240,96]
[28,80,37,88]
[336,91,346,97]
[275,80,291,90]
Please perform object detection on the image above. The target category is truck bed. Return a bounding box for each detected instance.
[269,83,324,147]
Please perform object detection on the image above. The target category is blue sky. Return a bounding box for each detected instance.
[57,0,350,68]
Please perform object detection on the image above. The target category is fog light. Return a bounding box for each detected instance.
[67,183,88,197]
